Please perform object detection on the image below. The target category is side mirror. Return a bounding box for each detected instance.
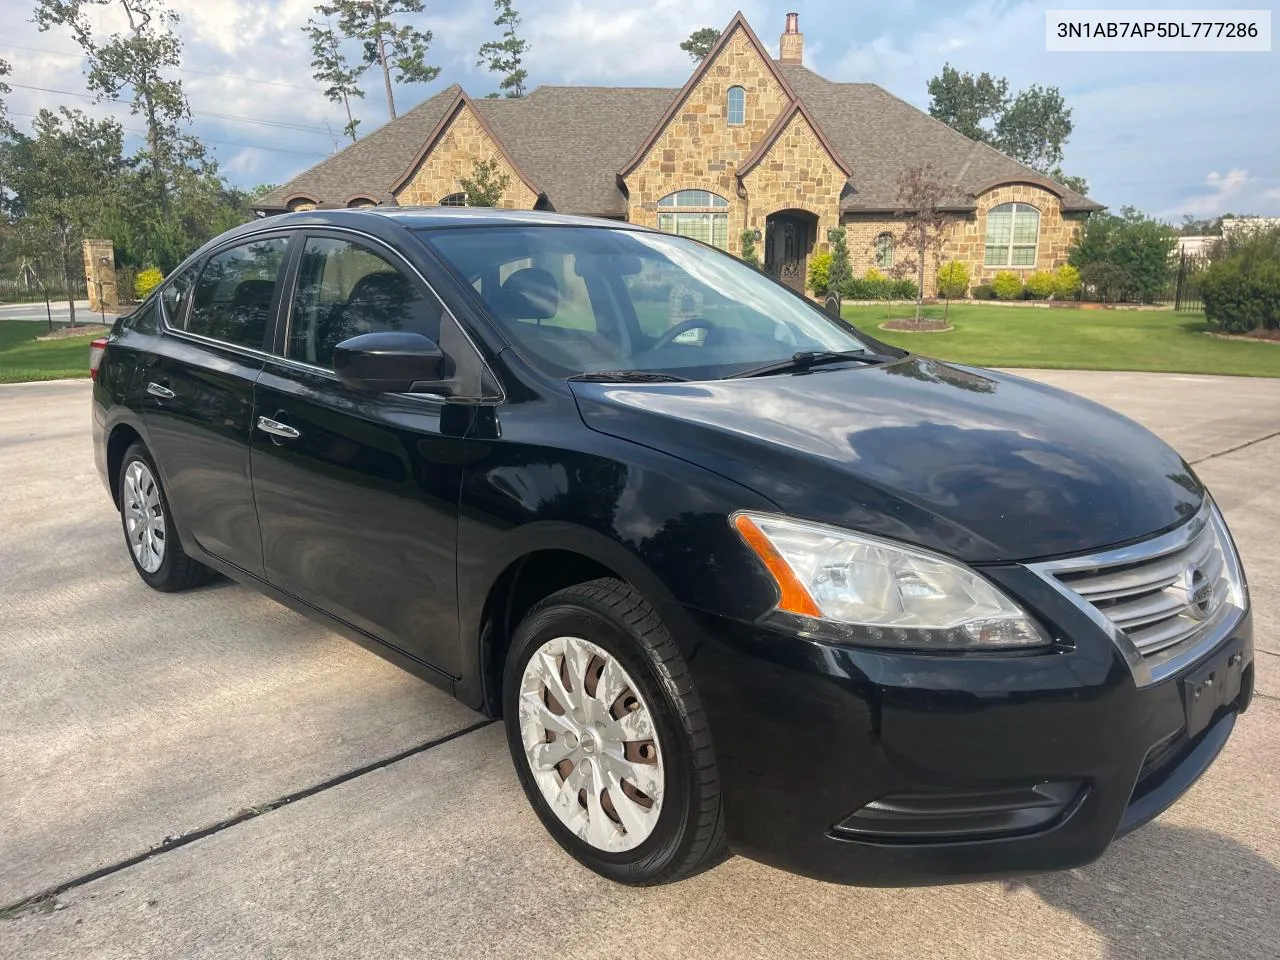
[332,331,449,393]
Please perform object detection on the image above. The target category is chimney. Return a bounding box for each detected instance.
[778,12,803,65]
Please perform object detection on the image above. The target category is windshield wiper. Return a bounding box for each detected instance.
[728,349,894,379]
[567,370,689,383]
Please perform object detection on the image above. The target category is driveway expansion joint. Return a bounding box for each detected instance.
[0,718,496,921]
[1190,429,1280,465]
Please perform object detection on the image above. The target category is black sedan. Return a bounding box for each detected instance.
[91,208,1254,886]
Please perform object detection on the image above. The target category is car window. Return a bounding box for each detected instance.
[188,237,288,350]
[422,226,867,380]
[286,236,443,369]
[159,266,198,330]
[121,300,157,335]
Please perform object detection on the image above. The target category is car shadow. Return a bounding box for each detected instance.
[1015,821,1278,958]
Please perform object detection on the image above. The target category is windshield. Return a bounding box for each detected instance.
[420,226,873,380]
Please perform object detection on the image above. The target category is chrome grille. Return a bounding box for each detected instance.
[1055,515,1229,656]
[1029,504,1246,685]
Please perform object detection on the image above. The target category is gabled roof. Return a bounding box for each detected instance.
[776,64,1103,212]
[617,11,797,178]
[738,98,853,180]
[255,85,461,210]
[388,88,541,199]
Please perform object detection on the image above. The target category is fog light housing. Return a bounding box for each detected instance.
[832,781,1086,842]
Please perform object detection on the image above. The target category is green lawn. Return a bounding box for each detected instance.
[845,303,1280,378]
[0,321,103,384]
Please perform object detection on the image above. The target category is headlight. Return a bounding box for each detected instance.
[732,512,1050,650]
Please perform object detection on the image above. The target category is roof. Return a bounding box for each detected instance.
[776,64,1102,212]
[257,54,1101,218]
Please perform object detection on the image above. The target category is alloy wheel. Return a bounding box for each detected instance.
[517,635,664,852]
[123,460,166,573]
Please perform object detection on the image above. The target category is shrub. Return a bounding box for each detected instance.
[972,283,995,300]
[992,271,1024,300]
[1053,264,1081,299]
[827,227,853,291]
[135,267,164,300]
[807,250,833,295]
[1025,270,1056,299]
[739,230,760,269]
[888,278,918,299]
[936,261,970,299]
[839,277,887,300]
[1068,207,1177,302]
[1200,225,1280,332]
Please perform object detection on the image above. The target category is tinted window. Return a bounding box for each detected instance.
[286,236,442,368]
[122,300,157,335]
[160,266,198,329]
[188,237,288,349]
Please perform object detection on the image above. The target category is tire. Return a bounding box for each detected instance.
[118,441,215,592]
[502,577,726,885]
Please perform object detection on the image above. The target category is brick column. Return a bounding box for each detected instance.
[82,239,119,313]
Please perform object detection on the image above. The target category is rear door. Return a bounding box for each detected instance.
[249,230,483,678]
[142,234,290,576]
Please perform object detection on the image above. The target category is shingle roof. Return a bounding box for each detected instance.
[474,87,676,216]
[256,86,462,210]
[256,63,1101,216]
[777,64,1102,212]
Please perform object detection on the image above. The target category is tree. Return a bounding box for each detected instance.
[926,64,1008,141]
[680,28,719,62]
[927,63,1087,194]
[305,15,364,142]
[739,229,759,269]
[0,108,128,326]
[891,166,954,320]
[33,0,197,214]
[1067,207,1177,303]
[459,158,510,207]
[994,85,1072,174]
[826,226,852,292]
[477,0,529,98]
[0,57,12,136]
[1178,214,1226,237]
[317,0,440,121]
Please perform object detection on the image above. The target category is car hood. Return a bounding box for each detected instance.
[570,357,1203,563]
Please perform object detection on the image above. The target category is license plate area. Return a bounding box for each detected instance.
[1181,641,1245,740]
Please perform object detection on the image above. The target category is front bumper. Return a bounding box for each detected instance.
[684,583,1254,886]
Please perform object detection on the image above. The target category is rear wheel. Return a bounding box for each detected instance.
[118,442,215,592]
[503,578,726,884]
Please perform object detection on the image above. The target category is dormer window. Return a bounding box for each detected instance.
[727,86,746,126]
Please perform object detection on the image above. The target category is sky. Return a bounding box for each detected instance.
[2,0,1277,221]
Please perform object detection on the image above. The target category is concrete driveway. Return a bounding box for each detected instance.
[1,373,1276,959]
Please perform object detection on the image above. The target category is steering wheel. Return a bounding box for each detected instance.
[651,318,716,351]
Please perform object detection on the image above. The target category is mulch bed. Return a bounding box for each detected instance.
[36,324,111,341]
[878,318,953,333]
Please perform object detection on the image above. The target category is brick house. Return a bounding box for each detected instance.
[256,11,1102,295]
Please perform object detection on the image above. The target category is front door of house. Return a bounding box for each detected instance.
[765,214,810,293]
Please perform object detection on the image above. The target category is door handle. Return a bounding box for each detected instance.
[146,382,175,399]
[257,416,301,440]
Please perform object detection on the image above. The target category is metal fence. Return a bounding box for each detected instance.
[1072,250,1209,311]
[0,260,87,305]
[1170,250,1208,312]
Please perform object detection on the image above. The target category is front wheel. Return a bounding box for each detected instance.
[502,578,726,885]
[118,442,215,592]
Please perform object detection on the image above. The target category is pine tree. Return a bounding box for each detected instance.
[305,16,364,142]
[477,0,529,98]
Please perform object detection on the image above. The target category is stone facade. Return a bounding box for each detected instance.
[623,26,790,255]
[394,103,538,209]
[943,183,1084,287]
[739,110,843,252]
[82,238,118,312]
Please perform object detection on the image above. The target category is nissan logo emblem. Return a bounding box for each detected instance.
[1183,564,1213,619]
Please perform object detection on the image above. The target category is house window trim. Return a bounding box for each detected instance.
[439,192,467,207]
[984,202,1041,269]
[655,189,730,250]
[726,86,746,126]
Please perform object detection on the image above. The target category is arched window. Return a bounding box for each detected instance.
[984,202,1040,267]
[286,196,318,212]
[726,86,746,126]
[656,190,729,249]
[439,192,467,207]
[346,196,377,208]
[874,232,894,269]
